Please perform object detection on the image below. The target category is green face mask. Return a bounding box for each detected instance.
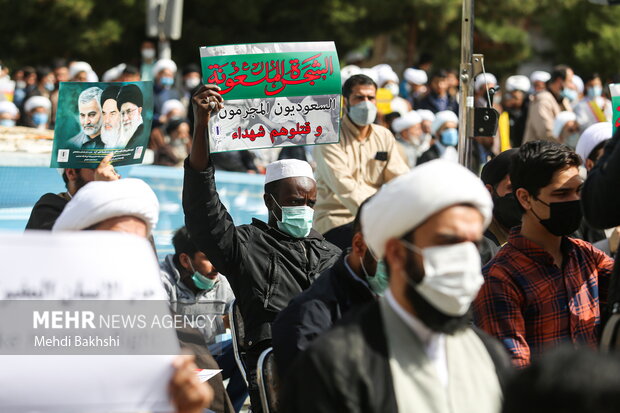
[270,195,314,238]
[360,250,389,296]
[189,262,218,291]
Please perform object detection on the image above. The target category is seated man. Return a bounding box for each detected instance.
[184,84,341,412]
[271,198,382,380]
[280,160,510,412]
[474,141,614,368]
[52,178,230,413]
[161,226,247,412]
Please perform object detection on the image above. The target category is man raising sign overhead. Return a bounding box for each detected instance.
[183,84,340,412]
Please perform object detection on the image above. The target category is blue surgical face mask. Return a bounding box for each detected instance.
[270,194,314,238]
[44,82,55,92]
[587,86,602,98]
[440,127,458,146]
[160,76,174,87]
[360,249,389,296]
[561,88,578,102]
[189,261,218,291]
[0,119,15,127]
[32,112,48,126]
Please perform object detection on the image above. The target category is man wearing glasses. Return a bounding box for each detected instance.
[117,83,145,149]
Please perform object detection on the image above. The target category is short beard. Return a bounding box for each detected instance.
[404,250,472,334]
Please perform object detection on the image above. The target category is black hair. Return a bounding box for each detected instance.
[165,118,189,136]
[548,64,572,84]
[52,58,67,70]
[502,346,620,413]
[122,65,140,76]
[429,69,449,81]
[584,73,601,84]
[588,140,607,162]
[342,74,376,100]
[36,66,52,81]
[510,141,581,210]
[172,226,198,262]
[183,64,201,77]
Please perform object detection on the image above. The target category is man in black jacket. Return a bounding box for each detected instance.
[183,84,340,411]
[271,198,382,380]
[582,126,620,325]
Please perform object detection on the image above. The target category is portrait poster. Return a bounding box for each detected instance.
[200,42,341,153]
[50,81,153,168]
[610,83,620,134]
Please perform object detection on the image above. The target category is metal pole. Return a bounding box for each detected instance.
[458,0,474,169]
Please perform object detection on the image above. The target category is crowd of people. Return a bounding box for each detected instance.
[4,44,620,412]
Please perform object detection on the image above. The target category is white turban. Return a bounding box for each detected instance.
[392,111,422,133]
[0,101,19,116]
[361,160,493,258]
[416,109,435,123]
[265,159,315,185]
[69,61,93,80]
[87,70,99,82]
[575,122,612,165]
[431,110,458,135]
[52,178,159,235]
[24,96,51,113]
[390,98,410,116]
[573,74,584,94]
[404,68,428,85]
[340,65,362,85]
[360,68,379,84]
[552,111,577,139]
[102,63,126,82]
[505,75,531,93]
[161,99,186,117]
[474,73,497,91]
[530,70,551,84]
[375,66,399,86]
[153,59,178,76]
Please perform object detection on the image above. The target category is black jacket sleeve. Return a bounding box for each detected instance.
[25,193,68,230]
[582,128,620,229]
[182,160,248,277]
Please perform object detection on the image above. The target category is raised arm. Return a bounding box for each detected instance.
[188,84,224,172]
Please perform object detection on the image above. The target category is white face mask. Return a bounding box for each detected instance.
[347,100,377,126]
[402,241,483,316]
[142,48,156,60]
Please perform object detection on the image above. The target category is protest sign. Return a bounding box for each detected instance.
[0,231,179,412]
[50,81,153,168]
[200,41,341,153]
[609,83,620,134]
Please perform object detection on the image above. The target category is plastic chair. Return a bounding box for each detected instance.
[257,347,280,413]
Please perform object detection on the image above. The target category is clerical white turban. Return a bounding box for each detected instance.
[530,71,551,84]
[53,178,159,234]
[361,160,493,257]
[404,68,428,86]
[416,109,435,123]
[69,61,93,80]
[153,59,178,76]
[392,111,422,133]
[575,122,612,165]
[552,111,577,139]
[24,96,51,113]
[474,73,497,91]
[0,101,19,116]
[265,159,315,185]
[431,110,458,135]
[505,75,531,93]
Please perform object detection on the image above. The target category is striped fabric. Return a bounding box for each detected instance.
[473,227,614,368]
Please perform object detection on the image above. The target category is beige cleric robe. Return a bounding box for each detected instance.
[380,298,502,413]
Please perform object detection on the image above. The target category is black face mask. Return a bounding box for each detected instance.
[492,192,522,230]
[532,199,582,236]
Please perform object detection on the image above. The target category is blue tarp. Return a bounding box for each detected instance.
[0,165,268,262]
